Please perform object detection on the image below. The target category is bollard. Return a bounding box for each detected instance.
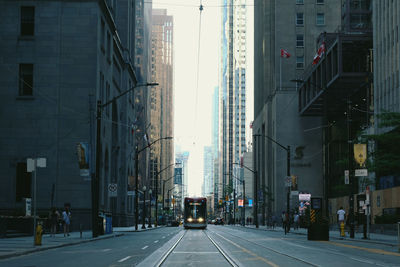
[80,223,83,239]
[34,224,43,246]
[340,222,345,237]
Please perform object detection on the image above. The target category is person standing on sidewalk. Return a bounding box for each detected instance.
[62,206,71,237]
[50,207,60,237]
[337,207,346,225]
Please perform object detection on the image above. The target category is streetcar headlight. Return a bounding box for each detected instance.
[188,218,193,222]
[198,217,204,222]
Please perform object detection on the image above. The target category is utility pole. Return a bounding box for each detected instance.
[287,146,291,217]
[135,146,139,231]
[233,188,236,224]
[93,100,102,238]
[347,99,355,238]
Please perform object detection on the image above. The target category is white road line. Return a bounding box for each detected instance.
[102,248,111,252]
[162,236,166,239]
[154,240,159,243]
[142,246,149,250]
[118,256,132,263]
[350,257,374,265]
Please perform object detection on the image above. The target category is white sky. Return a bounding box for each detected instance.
[153,0,254,196]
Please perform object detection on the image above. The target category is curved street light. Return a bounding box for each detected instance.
[135,136,173,230]
[93,82,158,238]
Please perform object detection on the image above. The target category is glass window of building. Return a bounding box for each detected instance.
[296,34,304,47]
[316,0,324,4]
[296,13,304,26]
[296,56,304,69]
[20,6,35,36]
[296,0,304,4]
[19,64,33,96]
[316,13,325,25]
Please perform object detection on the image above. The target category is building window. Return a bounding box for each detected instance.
[19,64,33,96]
[316,13,325,25]
[296,13,304,26]
[296,0,304,4]
[106,31,111,61]
[100,19,105,53]
[296,34,304,47]
[316,0,324,4]
[296,56,304,69]
[20,6,35,36]
[16,162,32,201]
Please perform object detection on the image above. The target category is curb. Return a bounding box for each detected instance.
[0,233,124,260]
[232,225,396,247]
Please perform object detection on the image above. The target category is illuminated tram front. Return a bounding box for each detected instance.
[184,197,207,229]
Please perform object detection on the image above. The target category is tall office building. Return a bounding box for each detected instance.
[219,0,247,213]
[253,0,341,223]
[203,146,213,196]
[373,0,400,127]
[211,86,219,213]
[175,150,189,210]
[150,8,174,209]
[0,0,141,227]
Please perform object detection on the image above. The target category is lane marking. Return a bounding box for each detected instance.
[162,236,166,239]
[102,248,111,252]
[212,232,278,267]
[142,246,148,250]
[118,256,132,262]
[172,251,219,254]
[350,257,375,265]
[323,241,400,257]
[154,240,159,243]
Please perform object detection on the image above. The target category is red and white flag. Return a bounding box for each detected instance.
[312,42,326,65]
[280,49,291,58]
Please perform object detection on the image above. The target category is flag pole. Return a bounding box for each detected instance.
[280,52,282,91]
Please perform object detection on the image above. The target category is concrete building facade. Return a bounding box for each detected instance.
[219,0,247,212]
[253,0,341,224]
[150,9,174,212]
[0,0,144,228]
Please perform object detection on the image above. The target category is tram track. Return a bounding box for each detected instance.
[156,229,239,267]
[208,228,320,267]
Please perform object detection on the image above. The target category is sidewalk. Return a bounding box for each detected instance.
[0,225,160,260]
[236,224,399,246]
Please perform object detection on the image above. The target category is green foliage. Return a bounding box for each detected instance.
[364,112,400,178]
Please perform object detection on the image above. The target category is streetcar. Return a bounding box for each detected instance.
[183,197,207,229]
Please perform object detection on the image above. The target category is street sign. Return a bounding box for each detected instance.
[108,183,117,197]
[344,170,349,184]
[285,176,292,187]
[355,169,368,177]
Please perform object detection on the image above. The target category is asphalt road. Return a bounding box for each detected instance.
[0,227,181,267]
[1,225,399,267]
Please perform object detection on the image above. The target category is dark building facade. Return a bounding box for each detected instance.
[0,0,151,229]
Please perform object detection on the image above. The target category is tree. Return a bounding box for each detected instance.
[365,112,400,183]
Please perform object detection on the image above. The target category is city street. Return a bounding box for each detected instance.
[1,225,399,267]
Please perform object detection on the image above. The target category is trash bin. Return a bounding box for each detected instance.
[105,215,112,234]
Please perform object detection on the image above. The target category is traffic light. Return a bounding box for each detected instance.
[225,195,229,201]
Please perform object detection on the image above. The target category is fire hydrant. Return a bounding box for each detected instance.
[340,221,345,237]
[34,224,43,246]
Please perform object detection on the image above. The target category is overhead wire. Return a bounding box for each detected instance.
[192,0,204,145]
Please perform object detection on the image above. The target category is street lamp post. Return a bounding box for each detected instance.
[142,186,147,229]
[148,189,152,228]
[155,163,175,227]
[93,82,158,238]
[134,136,173,231]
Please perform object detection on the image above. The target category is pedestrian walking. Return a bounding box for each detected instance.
[271,214,277,229]
[293,213,299,230]
[62,206,71,237]
[50,207,60,237]
[337,207,346,225]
